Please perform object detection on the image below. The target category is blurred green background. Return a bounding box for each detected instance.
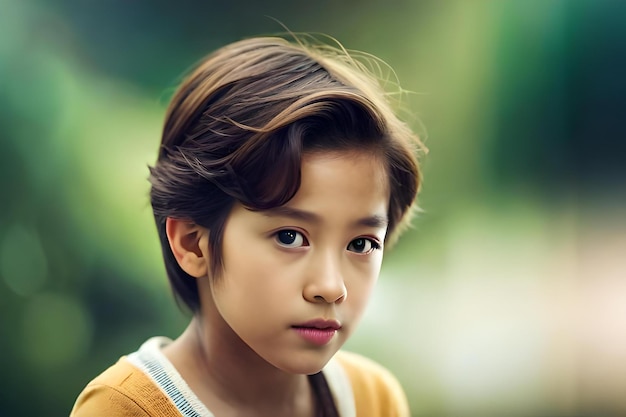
[1,0,625,416]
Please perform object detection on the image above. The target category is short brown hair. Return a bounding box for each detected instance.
[149,36,425,312]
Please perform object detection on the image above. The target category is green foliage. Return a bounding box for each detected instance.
[1,0,624,416]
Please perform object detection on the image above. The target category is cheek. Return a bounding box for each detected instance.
[214,250,296,306]
[346,259,382,309]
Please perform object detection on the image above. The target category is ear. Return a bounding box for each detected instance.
[165,217,209,278]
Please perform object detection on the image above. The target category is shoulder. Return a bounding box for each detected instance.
[70,357,179,417]
[334,350,410,417]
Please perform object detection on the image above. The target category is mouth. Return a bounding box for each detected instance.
[293,318,342,330]
[291,319,342,346]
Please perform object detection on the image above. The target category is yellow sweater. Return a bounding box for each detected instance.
[71,338,409,417]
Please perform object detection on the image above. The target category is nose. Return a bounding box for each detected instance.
[303,251,347,304]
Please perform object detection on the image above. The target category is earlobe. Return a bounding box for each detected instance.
[165,217,209,278]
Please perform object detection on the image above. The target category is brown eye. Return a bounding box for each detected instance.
[347,238,380,254]
[275,230,308,248]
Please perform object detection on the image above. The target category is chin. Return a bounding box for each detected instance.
[274,351,336,375]
[284,362,329,376]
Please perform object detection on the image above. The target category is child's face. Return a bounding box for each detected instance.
[208,150,389,374]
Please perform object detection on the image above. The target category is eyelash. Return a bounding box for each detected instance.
[273,230,381,254]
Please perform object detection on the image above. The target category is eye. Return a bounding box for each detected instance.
[275,230,308,248]
[347,237,381,254]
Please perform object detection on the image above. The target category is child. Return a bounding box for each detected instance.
[71,34,425,417]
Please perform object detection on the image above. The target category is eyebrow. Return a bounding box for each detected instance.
[262,206,389,229]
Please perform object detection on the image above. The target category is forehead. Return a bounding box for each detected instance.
[290,150,390,211]
[302,148,388,180]
[226,149,391,237]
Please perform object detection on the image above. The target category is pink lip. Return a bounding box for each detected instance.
[295,318,342,330]
[292,319,342,346]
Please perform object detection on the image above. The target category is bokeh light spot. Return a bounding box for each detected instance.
[1,223,48,296]
[20,292,94,368]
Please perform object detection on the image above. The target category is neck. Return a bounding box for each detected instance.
[164,315,317,416]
